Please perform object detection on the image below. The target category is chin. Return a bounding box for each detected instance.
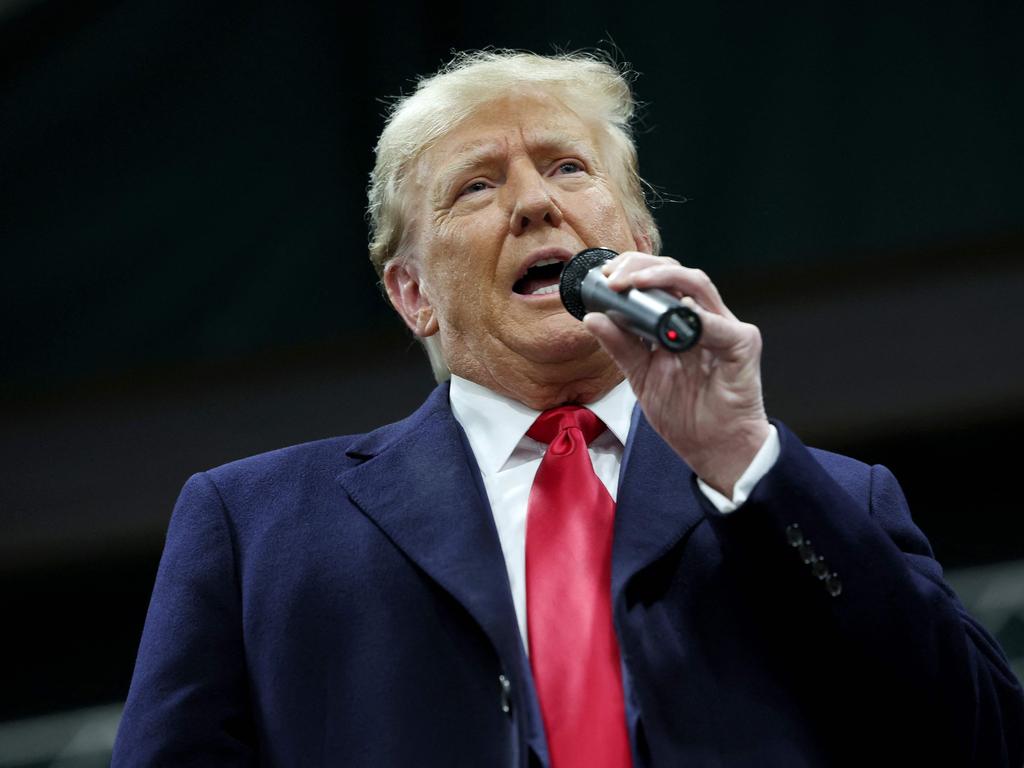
[514,318,606,365]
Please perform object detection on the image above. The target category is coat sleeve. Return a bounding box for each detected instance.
[112,472,257,766]
[712,421,1024,766]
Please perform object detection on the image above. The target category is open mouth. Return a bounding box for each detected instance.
[512,258,565,297]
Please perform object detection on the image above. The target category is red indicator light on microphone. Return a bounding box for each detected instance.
[666,329,679,341]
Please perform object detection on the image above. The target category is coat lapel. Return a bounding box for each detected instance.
[334,385,524,671]
[612,408,707,601]
[336,385,548,765]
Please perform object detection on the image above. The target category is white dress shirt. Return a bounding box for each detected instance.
[448,374,780,650]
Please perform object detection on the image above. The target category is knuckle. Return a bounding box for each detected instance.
[742,322,763,347]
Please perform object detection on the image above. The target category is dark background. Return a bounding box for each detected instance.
[2,0,1022,724]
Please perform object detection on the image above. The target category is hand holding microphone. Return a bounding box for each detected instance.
[559,248,701,352]
[565,247,771,498]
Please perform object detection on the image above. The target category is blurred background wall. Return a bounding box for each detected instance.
[1,0,1022,763]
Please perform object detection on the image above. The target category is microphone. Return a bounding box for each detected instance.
[559,247,702,353]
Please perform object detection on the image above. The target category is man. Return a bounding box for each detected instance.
[113,51,1023,766]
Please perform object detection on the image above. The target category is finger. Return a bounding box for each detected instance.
[600,251,673,277]
[682,298,760,359]
[608,264,735,320]
[582,312,651,375]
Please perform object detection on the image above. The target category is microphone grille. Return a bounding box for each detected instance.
[559,248,618,320]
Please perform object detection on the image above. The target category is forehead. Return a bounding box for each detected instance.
[418,92,602,174]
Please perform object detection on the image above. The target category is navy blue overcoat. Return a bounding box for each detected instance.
[113,383,1023,766]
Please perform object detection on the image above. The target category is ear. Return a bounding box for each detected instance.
[383,259,439,338]
[633,230,654,255]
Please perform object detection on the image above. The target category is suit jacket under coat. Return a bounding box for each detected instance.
[113,383,1023,767]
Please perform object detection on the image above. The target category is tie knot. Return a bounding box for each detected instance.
[527,406,607,454]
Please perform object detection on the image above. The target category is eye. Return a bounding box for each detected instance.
[554,160,585,175]
[458,179,490,198]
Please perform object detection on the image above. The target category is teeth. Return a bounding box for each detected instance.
[532,257,561,267]
[529,284,560,296]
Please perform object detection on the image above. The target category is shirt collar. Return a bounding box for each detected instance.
[449,374,636,476]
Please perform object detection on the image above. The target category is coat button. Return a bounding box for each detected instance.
[797,539,816,565]
[825,573,843,597]
[785,524,803,547]
[498,674,512,714]
[812,557,830,580]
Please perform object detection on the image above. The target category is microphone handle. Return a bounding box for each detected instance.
[581,269,701,352]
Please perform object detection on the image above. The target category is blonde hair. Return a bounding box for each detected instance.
[367,49,661,380]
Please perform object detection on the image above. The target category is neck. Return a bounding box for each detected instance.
[449,354,624,410]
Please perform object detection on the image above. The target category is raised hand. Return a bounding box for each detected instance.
[582,252,771,497]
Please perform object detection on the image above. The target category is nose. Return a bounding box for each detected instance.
[507,165,564,235]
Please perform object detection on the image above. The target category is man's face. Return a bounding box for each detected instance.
[387,91,649,387]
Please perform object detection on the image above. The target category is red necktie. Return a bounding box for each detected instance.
[525,406,632,768]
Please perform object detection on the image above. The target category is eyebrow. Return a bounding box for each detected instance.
[431,141,504,205]
[430,130,596,205]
